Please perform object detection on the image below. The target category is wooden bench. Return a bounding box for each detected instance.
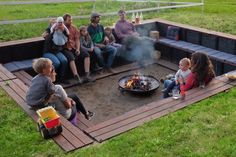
[157,37,236,66]
[3,59,34,72]
[0,64,94,152]
[151,19,236,75]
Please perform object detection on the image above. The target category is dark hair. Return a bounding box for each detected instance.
[79,25,91,41]
[191,52,215,83]
[63,13,71,21]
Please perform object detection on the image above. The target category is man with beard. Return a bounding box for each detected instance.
[87,12,117,73]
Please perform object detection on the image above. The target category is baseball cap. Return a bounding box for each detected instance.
[91,12,101,18]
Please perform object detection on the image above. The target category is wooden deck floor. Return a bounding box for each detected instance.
[1,60,236,152]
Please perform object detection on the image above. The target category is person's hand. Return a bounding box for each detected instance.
[97,44,106,49]
[89,47,94,52]
[175,80,179,85]
[104,36,109,44]
[42,32,49,38]
[75,49,80,56]
[50,68,56,82]
[64,97,74,109]
[178,77,184,85]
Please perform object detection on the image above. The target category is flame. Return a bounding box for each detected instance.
[126,80,133,88]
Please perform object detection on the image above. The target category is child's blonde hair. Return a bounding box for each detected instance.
[180,58,191,67]
[104,27,112,31]
[32,58,52,74]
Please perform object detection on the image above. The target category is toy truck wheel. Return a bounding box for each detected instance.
[40,127,50,139]
[56,125,63,135]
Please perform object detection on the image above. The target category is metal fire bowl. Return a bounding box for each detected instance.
[118,75,160,94]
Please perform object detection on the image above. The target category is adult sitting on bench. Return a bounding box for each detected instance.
[87,12,117,73]
[114,10,139,43]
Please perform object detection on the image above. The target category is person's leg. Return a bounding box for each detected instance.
[104,45,117,68]
[63,50,82,83]
[43,53,60,70]
[55,52,68,79]
[94,46,105,68]
[163,79,173,98]
[68,93,93,120]
[166,81,176,94]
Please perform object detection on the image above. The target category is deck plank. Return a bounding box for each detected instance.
[0,78,94,152]
[0,64,16,81]
[13,70,32,86]
[85,79,232,142]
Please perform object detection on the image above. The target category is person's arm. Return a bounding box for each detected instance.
[110,34,116,44]
[50,23,57,34]
[180,72,195,92]
[114,22,126,39]
[75,27,81,55]
[80,38,91,52]
[63,24,70,35]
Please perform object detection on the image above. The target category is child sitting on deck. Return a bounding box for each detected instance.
[163,58,191,98]
[26,58,94,125]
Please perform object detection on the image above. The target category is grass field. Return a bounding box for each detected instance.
[1,0,236,41]
[1,0,236,156]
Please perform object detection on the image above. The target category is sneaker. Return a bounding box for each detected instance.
[106,67,116,74]
[160,79,164,83]
[83,75,96,83]
[85,111,94,120]
[74,75,83,84]
[161,88,167,93]
[92,64,103,72]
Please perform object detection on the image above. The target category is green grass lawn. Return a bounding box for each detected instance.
[1,0,236,41]
[1,0,236,156]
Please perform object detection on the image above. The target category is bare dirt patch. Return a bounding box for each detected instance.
[66,63,175,124]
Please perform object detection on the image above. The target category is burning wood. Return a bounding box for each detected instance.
[124,74,151,91]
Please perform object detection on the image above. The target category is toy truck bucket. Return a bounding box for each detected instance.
[36,106,60,129]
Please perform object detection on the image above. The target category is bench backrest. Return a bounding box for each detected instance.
[155,19,236,55]
[0,37,44,64]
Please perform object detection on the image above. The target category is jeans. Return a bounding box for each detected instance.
[94,45,117,68]
[43,52,68,77]
[163,80,180,98]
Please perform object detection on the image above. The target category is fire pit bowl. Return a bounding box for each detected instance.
[118,74,160,94]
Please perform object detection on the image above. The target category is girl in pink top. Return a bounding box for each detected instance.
[180,52,215,92]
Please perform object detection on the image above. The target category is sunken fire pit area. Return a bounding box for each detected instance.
[1,19,236,152]
[66,63,173,124]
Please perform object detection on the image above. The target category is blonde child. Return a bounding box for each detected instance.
[26,58,93,124]
[50,17,70,52]
[104,27,122,48]
[163,58,191,98]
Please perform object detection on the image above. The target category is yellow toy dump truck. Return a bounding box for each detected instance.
[36,106,62,139]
